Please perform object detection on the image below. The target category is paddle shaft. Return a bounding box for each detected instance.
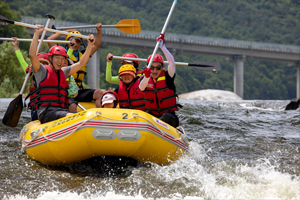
[147,0,177,69]
[0,38,70,43]
[113,56,190,66]
[37,16,52,53]
[53,19,140,30]
[77,103,86,111]
[19,73,30,94]
[112,56,220,71]
[13,21,90,40]
[55,25,116,30]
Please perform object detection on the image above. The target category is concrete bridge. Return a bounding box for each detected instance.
[22,16,300,98]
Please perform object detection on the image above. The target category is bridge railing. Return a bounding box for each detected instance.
[21,16,300,54]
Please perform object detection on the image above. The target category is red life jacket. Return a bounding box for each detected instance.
[144,71,178,116]
[26,69,70,109]
[30,65,68,109]
[118,77,145,110]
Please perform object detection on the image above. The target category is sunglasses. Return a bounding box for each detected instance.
[150,65,162,70]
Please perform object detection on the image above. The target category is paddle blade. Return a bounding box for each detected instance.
[189,61,220,72]
[2,95,23,127]
[0,15,15,26]
[116,19,141,33]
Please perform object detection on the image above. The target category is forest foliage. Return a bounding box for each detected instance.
[1,0,299,99]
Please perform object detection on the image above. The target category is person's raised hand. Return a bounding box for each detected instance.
[143,67,151,78]
[96,23,102,32]
[156,33,165,47]
[34,24,44,35]
[69,38,76,48]
[11,37,19,51]
[87,34,95,45]
[107,53,113,62]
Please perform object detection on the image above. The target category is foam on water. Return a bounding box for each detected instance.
[3,142,299,200]
[4,192,201,200]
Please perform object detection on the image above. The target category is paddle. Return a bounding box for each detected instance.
[0,15,91,40]
[0,37,70,44]
[2,74,30,127]
[146,0,177,69]
[77,103,86,111]
[53,19,141,34]
[36,14,55,53]
[112,56,220,72]
[2,15,54,127]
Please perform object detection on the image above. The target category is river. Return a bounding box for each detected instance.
[0,99,299,199]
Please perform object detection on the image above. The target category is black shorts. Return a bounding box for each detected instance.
[39,107,73,124]
[74,89,95,102]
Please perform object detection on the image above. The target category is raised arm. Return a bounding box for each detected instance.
[106,53,120,85]
[29,25,44,73]
[11,37,28,73]
[156,34,176,78]
[46,32,61,49]
[90,23,102,56]
[161,45,176,78]
[68,34,95,76]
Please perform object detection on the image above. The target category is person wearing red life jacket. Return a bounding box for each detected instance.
[47,27,103,109]
[26,52,79,114]
[139,34,180,128]
[106,52,142,85]
[100,90,119,108]
[25,53,50,121]
[29,24,95,124]
[114,64,145,110]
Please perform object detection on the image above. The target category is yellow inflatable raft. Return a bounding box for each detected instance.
[20,108,189,165]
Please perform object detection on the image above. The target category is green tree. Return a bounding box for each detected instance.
[0,2,30,51]
[3,0,300,99]
[0,41,30,97]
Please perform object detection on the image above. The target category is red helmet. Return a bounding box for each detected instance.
[121,53,139,65]
[147,54,164,65]
[48,46,69,58]
[37,53,49,64]
[101,90,119,108]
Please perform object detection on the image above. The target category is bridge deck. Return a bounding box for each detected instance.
[22,16,300,63]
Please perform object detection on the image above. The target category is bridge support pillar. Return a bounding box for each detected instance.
[297,63,300,98]
[87,50,100,89]
[232,55,246,99]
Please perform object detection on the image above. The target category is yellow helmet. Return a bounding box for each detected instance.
[118,64,137,78]
[65,30,82,41]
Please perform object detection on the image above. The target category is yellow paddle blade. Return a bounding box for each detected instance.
[115,19,141,34]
